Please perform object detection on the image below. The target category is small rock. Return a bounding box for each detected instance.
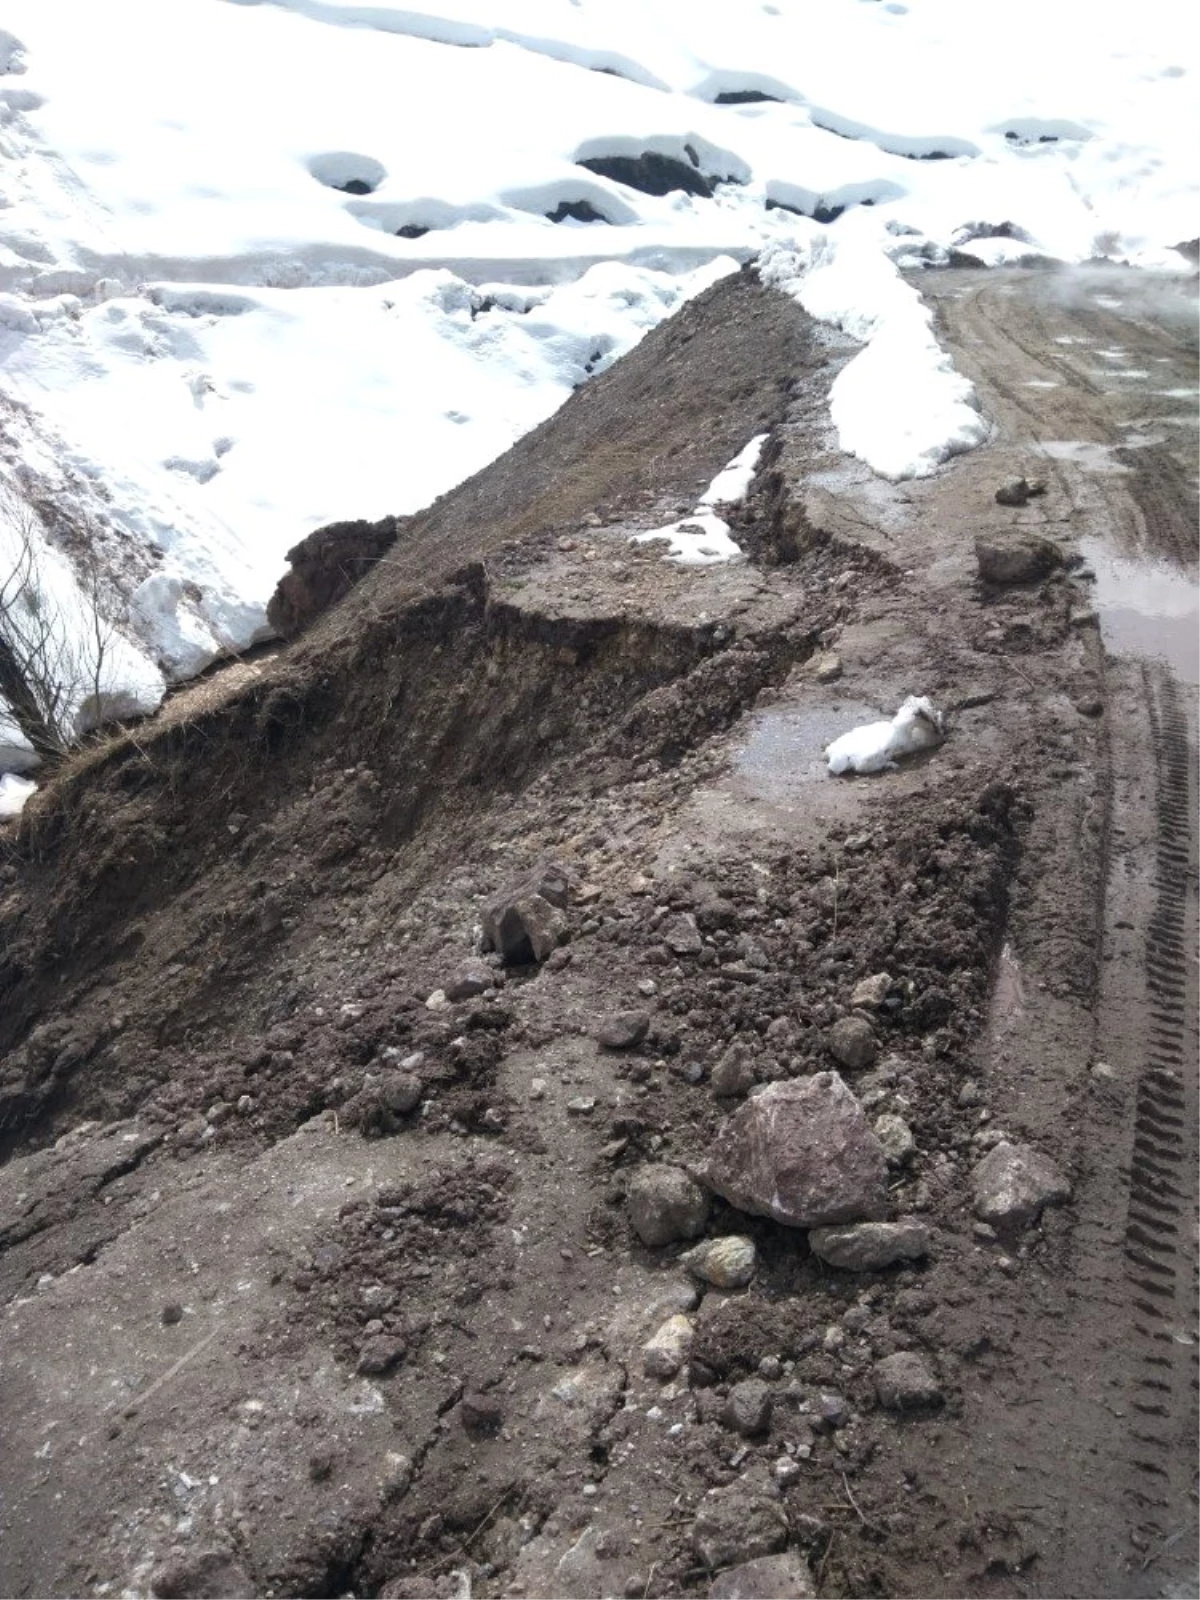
[706,1073,889,1229]
[160,1302,184,1327]
[958,1079,984,1108]
[692,1484,789,1570]
[972,1141,1071,1228]
[150,1546,253,1600]
[444,962,495,1002]
[357,1335,406,1377]
[663,914,703,956]
[711,1040,757,1098]
[680,1235,757,1290]
[597,1010,651,1050]
[643,1313,694,1380]
[817,1392,850,1430]
[994,476,1033,506]
[809,1218,931,1271]
[461,1392,504,1433]
[850,973,890,1010]
[827,1015,877,1071]
[873,1113,916,1167]
[1090,1060,1117,1081]
[308,1448,335,1483]
[975,531,1063,584]
[724,1379,773,1437]
[379,1071,422,1116]
[813,652,842,684]
[709,1551,815,1599]
[873,1351,943,1410]
[1074,695,1104,718]
[627,1164,710,1247]
[566,1096,596,1116]
[425,989,448,1011]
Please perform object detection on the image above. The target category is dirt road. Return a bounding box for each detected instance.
[0,263,1195,1600]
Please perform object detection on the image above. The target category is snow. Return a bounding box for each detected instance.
[0,0,1194,765]
[825,695,945,776]
[635,433,767,566]
[0,771,36,817]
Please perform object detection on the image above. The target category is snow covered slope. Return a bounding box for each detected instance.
[0,0,1194,760]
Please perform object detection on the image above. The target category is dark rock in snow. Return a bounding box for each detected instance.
[706,1073,889,1228]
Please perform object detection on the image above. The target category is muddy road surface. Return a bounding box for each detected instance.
[0,263,1195,1600]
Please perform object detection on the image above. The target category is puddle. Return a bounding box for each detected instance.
[734,702,879,798]
[1081,536,1199,685]
[1039,440,1133,474]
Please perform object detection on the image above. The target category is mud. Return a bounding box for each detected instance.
[0,264,1195,1600]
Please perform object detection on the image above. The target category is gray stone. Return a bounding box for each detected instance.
[724,1379,773,1437]
[812,652,842,684]
[443,962,495,1002]
[692,1484,789,1570]
[707,1073,889,1229]
[850,973,890,1010]
[663,914,703,956]
[356,1335,406,1376]
[643,1313,694,1379]
[712,1041,757,1098]
[628,1164,710,1247]
[972,1141,1071,1228]
[994,476,1033,506]
[460,1391,503,1433]
[709,1552,815,1599]
[150,1544,253,1599]
[873,1113,916,1167]
[482,864,571,964]
[379,1071,422,1115]
[597,1010,651,1050]
[809,1218,931,1271]
[873,1351,942,1410]
[975,531,1063,584]
[827,1015,877,1071]
[680,1235,757,1290]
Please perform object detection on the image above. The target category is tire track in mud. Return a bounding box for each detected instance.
[1123,668,1199,1557]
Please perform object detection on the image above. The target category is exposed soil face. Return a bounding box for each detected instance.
[0,265,1195,1600]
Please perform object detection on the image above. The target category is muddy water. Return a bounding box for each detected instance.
[732,700,879,799]
[1080,536,1199,685]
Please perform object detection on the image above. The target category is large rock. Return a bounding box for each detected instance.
[692,1484,789,1570]
[808,1218,930,1271]
[627,1164,709,1247]
[975,532,1062,585]
[706,1074,889,1228]
[709,1552,815,1599]
[481,864,570,965]
[972,1141,1071,1228]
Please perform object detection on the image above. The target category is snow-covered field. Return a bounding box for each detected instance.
[0,0,1194,776]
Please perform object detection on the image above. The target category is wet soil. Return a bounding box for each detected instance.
[0,264,1195,1600]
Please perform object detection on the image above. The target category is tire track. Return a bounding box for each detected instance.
[1123,667,1199,1560]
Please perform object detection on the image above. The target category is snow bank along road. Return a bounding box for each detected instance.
[0,0,1195,768]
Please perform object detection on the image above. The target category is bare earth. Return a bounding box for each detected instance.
[0,263,1196,1600]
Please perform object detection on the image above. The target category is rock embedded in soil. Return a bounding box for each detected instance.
[627,1163,710,1247]
[724,1378,773,1437]
[808,1218,931,1271]
[443,961,495,1001]
[149,1544,253,1599]
[711,1040,757,1098]
[482,863,571,964]
[812,651,842,684]
[597,1009,651,1050]
[972,1140,1072,1227]
[692,1483,790,1570]
[707,1073,889,1228]
[873,1351,943,1410]
[850,972,890,1010]
[974,531,1063,584]
[994,475,1035,506]
[460,1391,504,1433]
[873,1112,916,1167]
[826,1014,877,1070]
[379,1070,422,1115]
[356,1334,406,1376]
[662,913,703,955]
[680,1234,757,1289]
[643,1312,694,1379]
[708,1551,815,1599]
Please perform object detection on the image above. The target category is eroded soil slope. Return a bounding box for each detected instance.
[0,264,1195,1600]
